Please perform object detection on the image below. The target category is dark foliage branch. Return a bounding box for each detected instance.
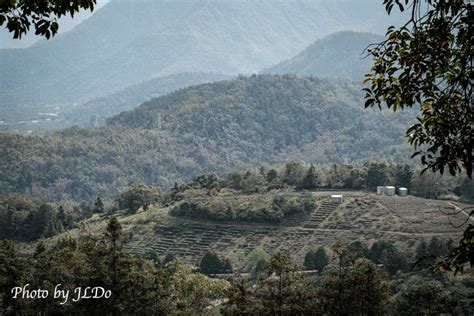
[0,0,96,39]
[364,0,473,178]
[438,223,474,275]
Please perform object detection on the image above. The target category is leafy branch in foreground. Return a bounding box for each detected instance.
[0,0,96,39]
[438,222,474,275]
[364,0,473,178]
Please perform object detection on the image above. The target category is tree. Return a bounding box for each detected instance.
[410,170,446,199]
[94,196,104,213]
[199,252,223,275]
[246,247,270,278]
[194,173,220,195]
[226,172,244,190]
[0,240,26,313]
[282,161,305,186]
[300,164,319,190]
[364,0,473,178]
[365,0,474,270]
[168,261,229,313]
[104,217,137,314]
[395,276,457,315]
[116,184,160,214]
[348,241,369,259]
[368,240,407,276]
[253,259,267,280]
[395,164,413,191]
[1,0,97,39]
[266,169,279,184]
[162,253,177,267]
[366,162,390,190]
[416,237,454,270]
[222,258,233,274]
[223,278,254,315]
[254,253,305,315]
[368,240,393,263]
[303,251,315,270]
[303,247,329,271]
[106,217,123,251]
[459,177,474,202]
[318,258,389,315]
[143,250,161,268]
[57,205,67,229]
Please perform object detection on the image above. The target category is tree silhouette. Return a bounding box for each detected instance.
[364,0,473,178]
[1,0,96,39]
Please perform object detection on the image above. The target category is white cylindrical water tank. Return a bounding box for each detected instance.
[377,186,384,195]
[384,186,395,196]
[399,187,408,197]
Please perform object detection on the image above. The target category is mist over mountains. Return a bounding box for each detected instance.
[263,31,385,82]
[0,0,400,110]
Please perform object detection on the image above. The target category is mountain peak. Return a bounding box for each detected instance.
[263,31,385,82]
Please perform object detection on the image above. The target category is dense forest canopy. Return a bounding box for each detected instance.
[0,75,416,202]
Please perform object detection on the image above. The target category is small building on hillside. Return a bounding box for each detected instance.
[399,187,408,197]
[331,195,343,204]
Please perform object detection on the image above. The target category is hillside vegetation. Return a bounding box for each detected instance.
[23,163,468,271]
[0,73,230,133]
[0,75,415,201]
[263,31,385,81]
[2,159,471,243]
[1,161,471,314]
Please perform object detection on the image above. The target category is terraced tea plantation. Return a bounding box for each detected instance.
[72,190,471,270]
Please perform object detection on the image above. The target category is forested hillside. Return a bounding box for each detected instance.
[67,73,231,127]
[263,31,385,81]
[0,75,414,202]
[0,73,230,133]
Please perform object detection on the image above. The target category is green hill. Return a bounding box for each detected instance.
[0,75,414,201]
[0,73,230,133]
[263,31,385,82]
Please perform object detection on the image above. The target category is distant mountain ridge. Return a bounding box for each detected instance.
[0,0,400,109]
[263,31,385,82]
[0,75,414,201]
[65,72,232,126]
[0,72,230,133]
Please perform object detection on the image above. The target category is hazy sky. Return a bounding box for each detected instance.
[0,0,109,49]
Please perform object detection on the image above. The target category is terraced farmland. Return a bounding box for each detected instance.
[65,190,471,270]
